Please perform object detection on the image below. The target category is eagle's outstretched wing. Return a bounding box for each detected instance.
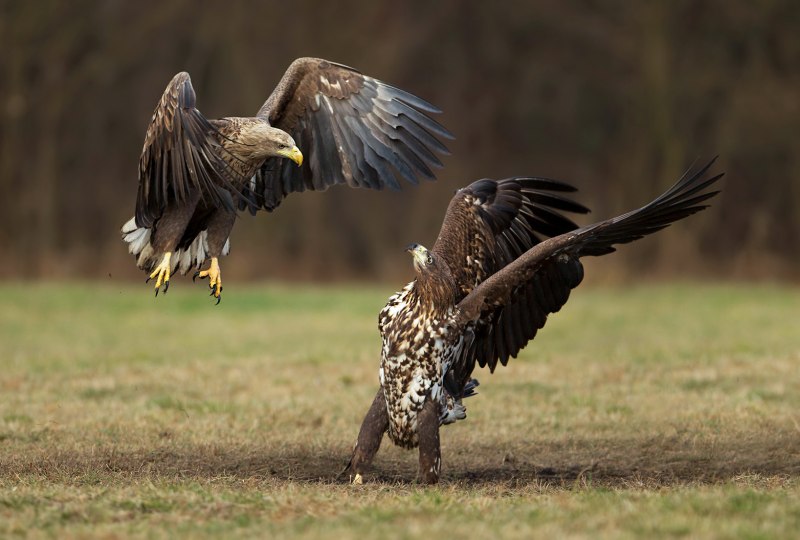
[453,158,723,381]
[136,72,242,228]
[431,177,590,297]
[429,177,589,394]
[245,57,453,212]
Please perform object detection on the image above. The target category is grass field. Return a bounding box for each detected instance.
[1,282,799,538]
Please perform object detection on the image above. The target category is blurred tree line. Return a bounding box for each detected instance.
[1,0,798,283]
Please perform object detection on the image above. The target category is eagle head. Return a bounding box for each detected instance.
[270,130,303,166]
[241,121,303,166]
[406,243,435,273]
[405,243,458,312]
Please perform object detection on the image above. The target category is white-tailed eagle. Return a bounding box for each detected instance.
[121,58,453,302]
[345,159,722,484]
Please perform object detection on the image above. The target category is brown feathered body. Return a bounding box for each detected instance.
[121,58,453,293]
[378,179,589,448]
[128,117,292,274]
[348,161,722,483]
[379,263,463,448]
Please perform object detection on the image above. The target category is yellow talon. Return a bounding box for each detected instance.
[148,253,172,296]
[195,257,222,303]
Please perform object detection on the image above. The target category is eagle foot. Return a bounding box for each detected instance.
[193,257,222,304]
[147,253,172,296]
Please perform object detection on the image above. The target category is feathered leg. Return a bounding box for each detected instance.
[342,389,388,484]
[417,398,441,484]
[147,193,201,296]
[193,209,235,304]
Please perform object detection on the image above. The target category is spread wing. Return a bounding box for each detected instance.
[453,158,723,382]
[429,177,590,394]
[136,72,242,228]
[431,177,590,297]
[245,57,453,212]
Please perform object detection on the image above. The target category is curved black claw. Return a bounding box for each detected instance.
[192,271,201,283]
[208,286,222,305]
[164,281,169,294]
[145,276,151,284]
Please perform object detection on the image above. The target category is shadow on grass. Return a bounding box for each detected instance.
[4,431,799,488]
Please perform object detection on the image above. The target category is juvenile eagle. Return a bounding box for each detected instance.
[345,159,722,484]
[121,58,452,302]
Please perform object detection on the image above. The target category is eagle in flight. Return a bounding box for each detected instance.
[345,159,722,484]
[121,58,452,302]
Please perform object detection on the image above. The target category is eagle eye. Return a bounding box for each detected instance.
[426,255,433,265]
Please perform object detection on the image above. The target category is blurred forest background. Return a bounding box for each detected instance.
[1,0,798,283]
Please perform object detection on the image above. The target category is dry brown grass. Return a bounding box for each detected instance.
[1,282,799,538]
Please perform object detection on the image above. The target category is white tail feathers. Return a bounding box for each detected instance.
[121,217,157,270]
[120,217,230,274]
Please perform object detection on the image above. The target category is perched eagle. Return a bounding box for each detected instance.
[121,58,452,302]
[345,159,723,484]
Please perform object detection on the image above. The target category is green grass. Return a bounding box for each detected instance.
[1,282,799,539]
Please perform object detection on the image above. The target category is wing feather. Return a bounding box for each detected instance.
[136,72,242,227]
[372,108,444,169]
[427,177,590,391]
[431,177,590,297]
[249,58,453,211]
[454,159,724,379]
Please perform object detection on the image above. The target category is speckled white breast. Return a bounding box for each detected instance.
[378,283,464,448]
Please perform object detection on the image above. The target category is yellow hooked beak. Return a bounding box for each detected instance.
[279,145,303,167]
[405,243,429,268]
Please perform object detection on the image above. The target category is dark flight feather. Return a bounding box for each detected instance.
[453,159,723,384]
[135,72,243,228]
[426,176,591,389]
[247,58,453,211]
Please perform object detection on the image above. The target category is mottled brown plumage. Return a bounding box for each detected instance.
[122,58,453,301]
[345,175,589,482]
[346,159,723,484]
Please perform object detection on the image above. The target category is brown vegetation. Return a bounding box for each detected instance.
[1,1,798,282]
[1,284,799,537]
